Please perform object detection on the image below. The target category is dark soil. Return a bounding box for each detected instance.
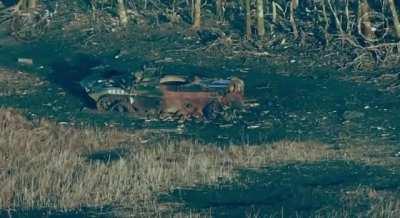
[0,34,399,146]
[166,161,400,217]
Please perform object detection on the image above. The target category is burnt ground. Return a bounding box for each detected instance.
[0,31,399,146]
[166,161,400,217]
[1,15,400,217]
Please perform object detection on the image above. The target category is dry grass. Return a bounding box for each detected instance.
[308,187,400,218]
[333,140,400,168]
[1,107,399,217]
[0,68,399,217]
[0,68,46,97]
[0,108,339,215]
[341,187,400,217]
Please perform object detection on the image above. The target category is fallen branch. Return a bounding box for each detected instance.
[364,42,400,50]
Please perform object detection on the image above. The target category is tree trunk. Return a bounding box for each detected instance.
[28,0,37,9]
[321,0,330,45]
[358,0,375,40]
[193,0,201,29]
[216,0,223,21]
[14,0,27,12]
[245,0,252,40]
[388,0,400,38]
[13,0,37,13]
[256,0,265,39]
[272,1,277,23]
[117,0,128,26]
[290,0,299,39]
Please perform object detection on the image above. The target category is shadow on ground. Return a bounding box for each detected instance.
[0,206,116,218]
[165,160,400,217]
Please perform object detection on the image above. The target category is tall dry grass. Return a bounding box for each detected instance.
[1,107,399,217]
[0,68,46,97]
[0,108,337,214]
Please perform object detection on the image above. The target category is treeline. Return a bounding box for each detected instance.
[4,0,400,47]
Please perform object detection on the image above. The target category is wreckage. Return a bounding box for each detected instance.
[80,67,245,120]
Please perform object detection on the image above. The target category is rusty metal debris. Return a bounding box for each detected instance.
[80,67,245,121]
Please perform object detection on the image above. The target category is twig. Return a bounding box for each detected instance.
[364,42,400,50]
[326,0,344,36]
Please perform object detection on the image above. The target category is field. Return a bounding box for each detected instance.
[1,1,400,216]
[0,68,399,217]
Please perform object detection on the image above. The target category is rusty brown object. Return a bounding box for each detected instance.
[161,89,216,119]
[159,77,245,120]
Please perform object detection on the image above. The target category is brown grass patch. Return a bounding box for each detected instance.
[0,68,46,96]
[0,108,339,214]
[1,108,399,217]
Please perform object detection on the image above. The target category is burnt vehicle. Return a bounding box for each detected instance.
[80,68,245,120]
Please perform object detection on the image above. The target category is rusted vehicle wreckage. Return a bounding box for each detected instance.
[80,67,245,120]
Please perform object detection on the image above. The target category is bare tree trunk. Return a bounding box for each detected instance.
[388,0,400,38]
[14,0,27,12]
[190,0,194,21]
[216,0,223,21]
[321,0,330,45]
[245,0,252,40]
[272,1,277,23]
[117,0,128,26]
[28,0,37,9]
[290,0,299,39]
[358,0,375,40]
[256,0,265,39]
[193,0,201,29]
[14,0,37,13]
[344,0,351,33]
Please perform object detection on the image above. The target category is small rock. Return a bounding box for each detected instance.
[248,102,260,108]
[18,58,33,66]
[219,124,233,128]
[239,68,250,73]
[114,49,129,59]
[247,125,260,129]
[155,57,174,63]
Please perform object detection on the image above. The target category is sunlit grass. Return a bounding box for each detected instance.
[2,108,399,217]
[0,108,339,214]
